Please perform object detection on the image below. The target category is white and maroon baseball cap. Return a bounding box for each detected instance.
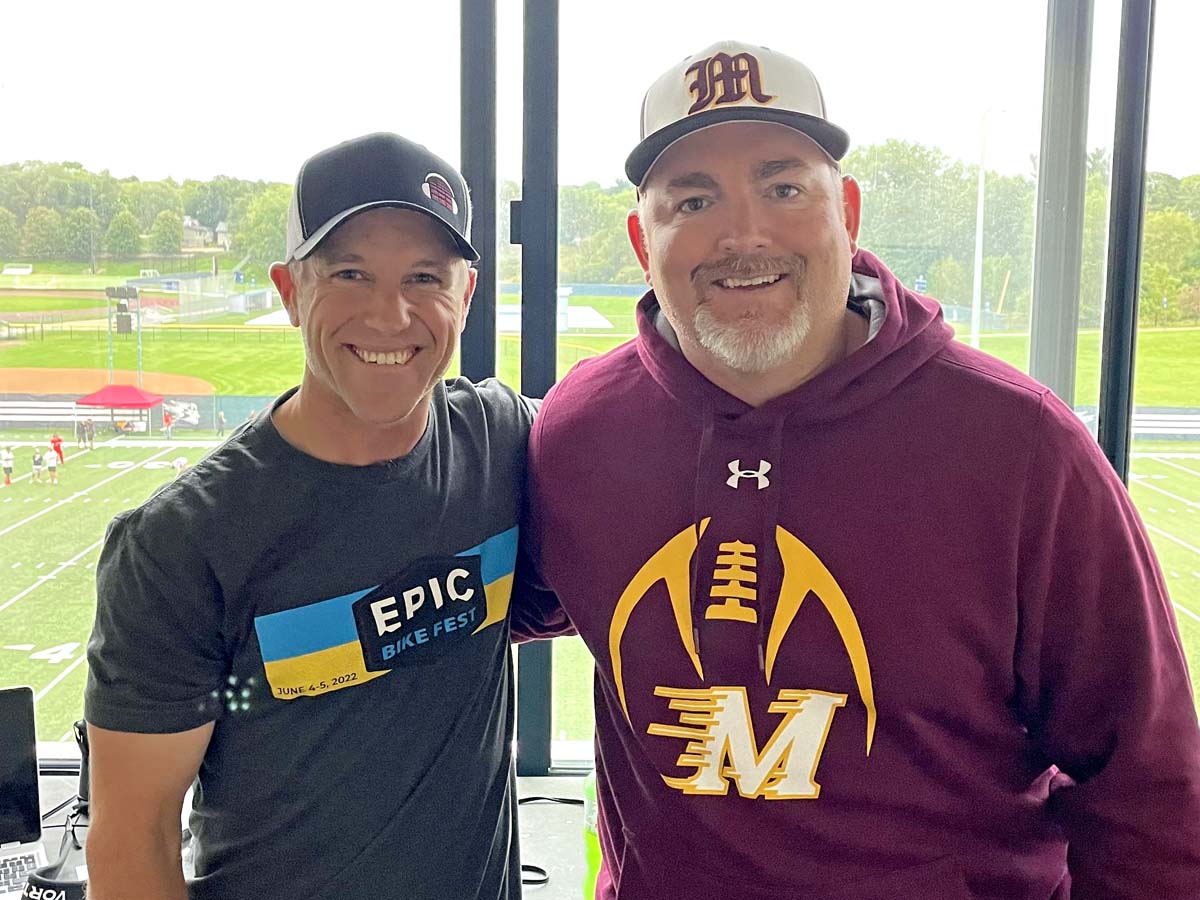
[285,132,478,262]
[626,40,850,186]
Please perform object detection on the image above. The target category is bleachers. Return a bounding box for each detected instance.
[1,398,1199,439]
[1134,413,1200,439]
[0,400,148,430]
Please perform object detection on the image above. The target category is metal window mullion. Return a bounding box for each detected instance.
[460,0,498,381]
[515,0,559,777]
[1097,0,1156,482]
[1028,0,1094,406]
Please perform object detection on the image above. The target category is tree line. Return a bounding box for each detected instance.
[2,145,1198,326]
[0,163,288,267]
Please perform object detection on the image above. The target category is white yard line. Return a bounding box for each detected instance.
[0,447,174,539]
[1143,525,1200,623]
[0,537,104,616]
[1134,480,1200,509]
[1147,524,1200,557]
[1152,458,1200,479]
[34,652,89,704]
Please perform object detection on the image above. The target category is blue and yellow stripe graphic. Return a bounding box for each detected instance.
[255,527,518,699]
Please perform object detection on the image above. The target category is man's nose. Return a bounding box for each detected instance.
[362,287,414,332]
[716,194,771,258]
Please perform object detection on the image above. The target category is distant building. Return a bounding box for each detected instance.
[215,221,232,251]
[182,216,213,248]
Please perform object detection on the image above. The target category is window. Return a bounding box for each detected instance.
[1127,0,1200,711]
[0,2,461,745]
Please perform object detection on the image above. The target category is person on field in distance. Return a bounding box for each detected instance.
[85,132,562,900]
[520,40,1200,900]
[45,446,59,484]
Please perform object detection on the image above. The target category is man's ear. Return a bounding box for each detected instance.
[269,262,302,328]
[841,175,862,255]
[627,209,652,284]
[459,266,478,332]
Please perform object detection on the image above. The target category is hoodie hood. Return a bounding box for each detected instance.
[635,248,954,428]
[631,248,955,670]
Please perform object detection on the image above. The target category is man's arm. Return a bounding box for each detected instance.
[510,394,577,643]
[510,568,576,642]
[1015,393,1200,897]
[84,509,229,898]
[85,722,213,900]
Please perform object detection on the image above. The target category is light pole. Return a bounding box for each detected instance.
[133,286,143,387]
[970,111,989,349]
[104,286,115,383]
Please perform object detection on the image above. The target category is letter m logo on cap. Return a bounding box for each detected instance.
[685,51,774,115]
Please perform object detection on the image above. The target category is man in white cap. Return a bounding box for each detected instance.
[521,41,1200,899]
[84,132,560,900]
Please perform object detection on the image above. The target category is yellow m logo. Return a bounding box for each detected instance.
[649,685,847,799]
[610,522,876,755]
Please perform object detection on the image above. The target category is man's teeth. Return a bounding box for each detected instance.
[354,348,414,365]
[717,274,783,288]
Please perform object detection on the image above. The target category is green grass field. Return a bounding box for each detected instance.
[0,256,243,291]
[0,442,193,740]
[3,294,1200,405]
[2,290,1200,752]
[0,297,106,314]
[1,438,1197,748]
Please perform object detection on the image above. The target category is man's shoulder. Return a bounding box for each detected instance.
[927,339,1052,404]
[924,339,1095,447]
[122,429,267,532]
[443,376,538,431]
[540,339,642,412]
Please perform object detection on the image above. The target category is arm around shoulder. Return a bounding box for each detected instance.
[510,399,577,642]
[85,722,213,900]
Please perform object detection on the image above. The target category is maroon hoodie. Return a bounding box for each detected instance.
[524,250,1200,899]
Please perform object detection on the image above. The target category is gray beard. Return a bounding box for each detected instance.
[690,300,813,374]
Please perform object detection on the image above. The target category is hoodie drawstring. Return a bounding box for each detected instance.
[756,416,787,673]
[690,398,716,661]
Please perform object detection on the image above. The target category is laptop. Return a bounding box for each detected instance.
[0,687,47,898]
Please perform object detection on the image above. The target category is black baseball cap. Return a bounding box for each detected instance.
[285,132,478,262]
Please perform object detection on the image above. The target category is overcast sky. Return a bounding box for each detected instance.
[0,0,1194,185]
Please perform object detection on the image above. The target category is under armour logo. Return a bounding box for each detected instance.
[726,459,771,490]
[685,52,774,115]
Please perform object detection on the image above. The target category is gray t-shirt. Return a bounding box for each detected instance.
[85,379,536,900]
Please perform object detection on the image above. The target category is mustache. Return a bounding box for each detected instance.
[691,254,805,287]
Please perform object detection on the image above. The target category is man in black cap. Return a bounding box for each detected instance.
[83,133,559,900]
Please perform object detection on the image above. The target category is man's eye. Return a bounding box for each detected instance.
[772,184,802,199]
[411,272,441,284]
[333,269,365,280]
[679,197,709,213]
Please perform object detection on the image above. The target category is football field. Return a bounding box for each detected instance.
[0,439,209,740]
[1,438,1198,742]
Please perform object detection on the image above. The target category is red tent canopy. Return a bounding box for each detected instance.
[76,384,164,408]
